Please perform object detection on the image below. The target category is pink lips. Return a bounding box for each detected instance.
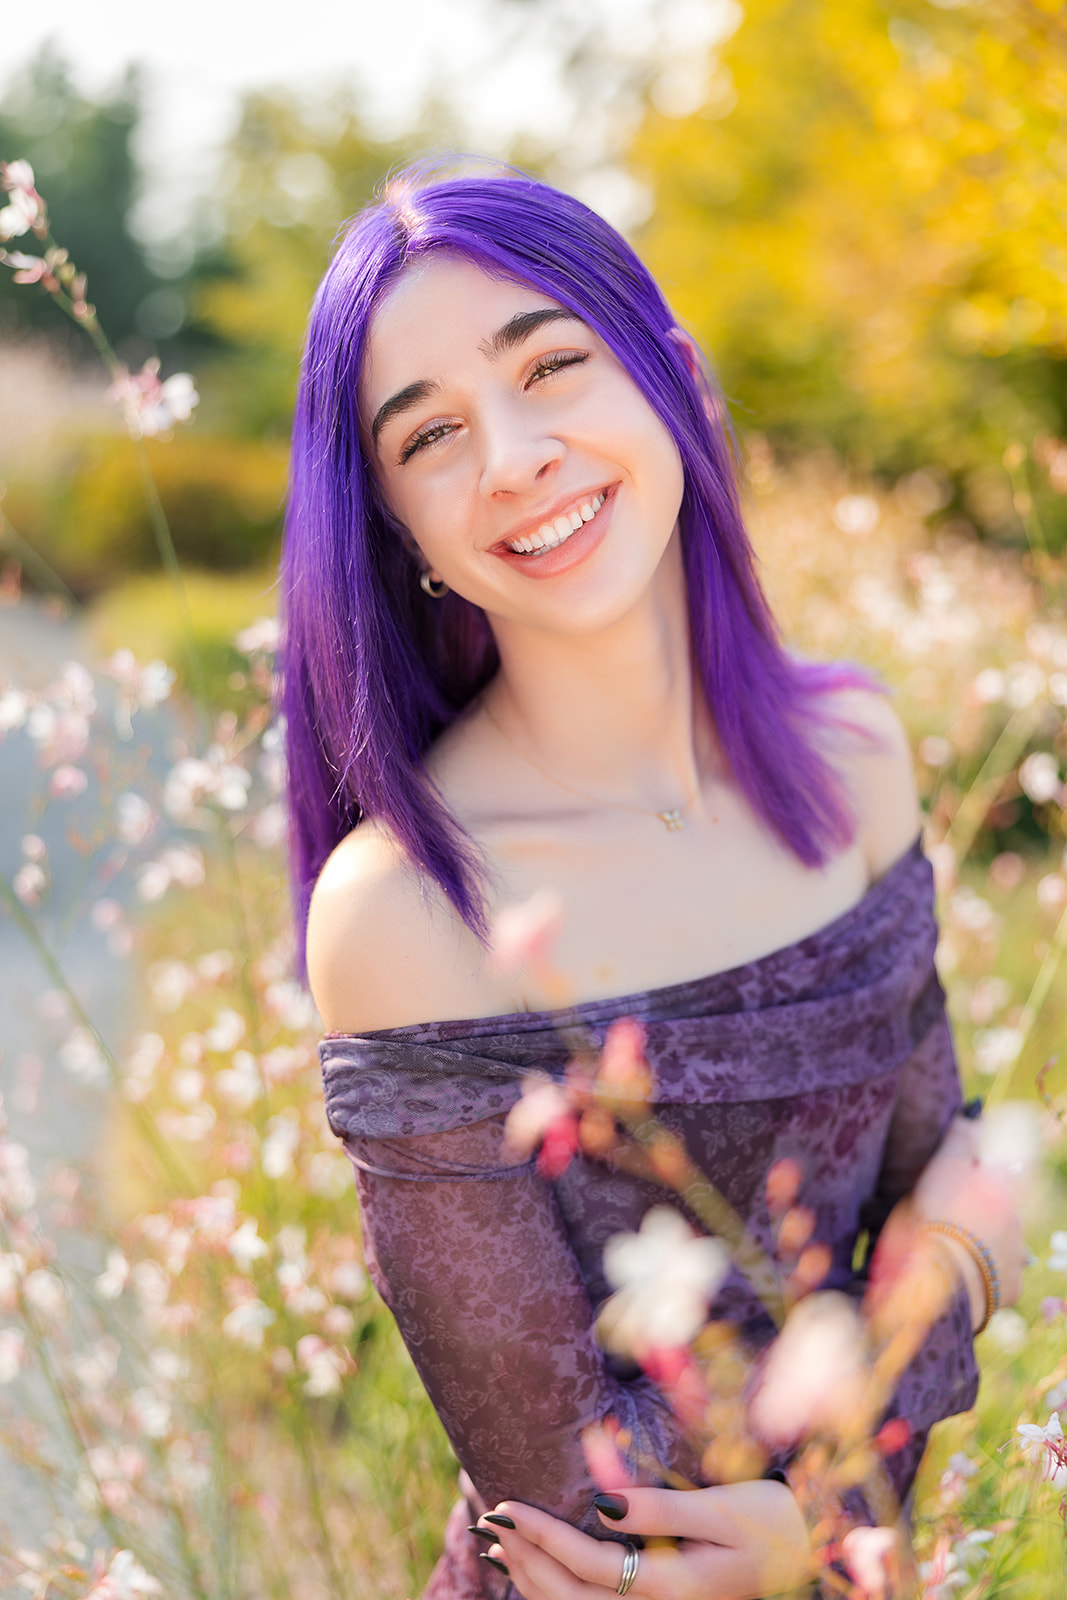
[491,484,617,580]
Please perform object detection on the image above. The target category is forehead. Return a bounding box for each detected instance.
[360,254,567,404]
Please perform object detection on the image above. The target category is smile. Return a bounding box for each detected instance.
[504,492,607,555]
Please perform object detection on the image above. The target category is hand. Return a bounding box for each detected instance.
[475,1481,813,1600]
[910,1113,1024,1325]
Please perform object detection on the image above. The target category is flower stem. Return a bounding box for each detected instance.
[943,705,1041,866]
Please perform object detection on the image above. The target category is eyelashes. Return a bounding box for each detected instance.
[397,350,590,464]
[526,350,588,384]
[399,421,454,464]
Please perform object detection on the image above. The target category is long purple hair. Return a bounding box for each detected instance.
[281,162,866,965]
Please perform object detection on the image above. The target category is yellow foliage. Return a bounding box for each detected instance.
[630,0,1067,477]
[17,431,288,594]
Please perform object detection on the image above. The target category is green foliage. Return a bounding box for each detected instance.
[191,90,415,437]
[90,567,281,708]
[4,433,287,597]
[0,47,174,360]
[630,0,1067,542]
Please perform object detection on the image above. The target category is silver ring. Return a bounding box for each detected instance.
[616,1539,639,1596]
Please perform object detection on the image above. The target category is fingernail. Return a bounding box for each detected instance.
[468,1525,497,1542]
[593,1492,629,1521]
[763,1466,789,1484]
[483,1513,516,1529]
[962,1097,984,1120]
[479,1553,510,1576]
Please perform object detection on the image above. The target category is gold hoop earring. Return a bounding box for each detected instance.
[419,571,449,599]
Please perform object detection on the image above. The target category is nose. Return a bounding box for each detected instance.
[477,397,563,498]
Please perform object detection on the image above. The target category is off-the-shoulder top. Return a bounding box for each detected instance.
[320,839,978,1600]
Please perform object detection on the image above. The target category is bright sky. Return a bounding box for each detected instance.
[2,0,734,237]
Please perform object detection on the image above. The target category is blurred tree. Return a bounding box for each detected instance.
[191,90,416,437]
[629,0,1067,543]
[0,46,178,362]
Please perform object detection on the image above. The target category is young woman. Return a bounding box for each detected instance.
[283,163,1022,1599]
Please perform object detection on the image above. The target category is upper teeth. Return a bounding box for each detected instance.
[507,493,605,554]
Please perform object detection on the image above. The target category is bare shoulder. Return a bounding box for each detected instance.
[822,685,922,881]
[305,819,503,1034]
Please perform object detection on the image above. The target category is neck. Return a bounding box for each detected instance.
[484,535,712,811]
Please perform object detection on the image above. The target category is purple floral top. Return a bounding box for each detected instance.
[320,838,978,1599]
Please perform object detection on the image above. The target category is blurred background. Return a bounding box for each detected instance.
[3,0,1066,608]
[2,4,1067,1595]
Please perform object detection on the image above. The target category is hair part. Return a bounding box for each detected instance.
[281,160,872,974]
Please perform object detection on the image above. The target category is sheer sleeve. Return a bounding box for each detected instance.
[344,1114,703,1538]
[856,984,980,1507]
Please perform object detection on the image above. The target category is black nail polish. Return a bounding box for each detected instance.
[483,1513,516,1529]
[962,1097,984,1120]
[763,1467,789,1484]
[593,1492,629,1521]
[468,1525,497,1542]
[479,1553,510,1576]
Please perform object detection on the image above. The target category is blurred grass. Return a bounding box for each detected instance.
[89,566,280,710]
[70,444,1067,1596]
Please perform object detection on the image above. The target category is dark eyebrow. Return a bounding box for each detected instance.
[481,306,585,357]
[369,308,584,450]
[370,378,441,447]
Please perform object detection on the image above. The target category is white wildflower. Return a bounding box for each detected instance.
[1019,751,1062,805]
[0,1328,25,1383]
[296,1334,346,1397]
[985,1308,1028,1350]
[229,1218,269,1273]
[94,1250,130,1301]
[597,1206,728,1355]
[107,358,199,440]
[222,1298,275,1348]
[1047,1231,1067,1273]
[1017,1410,1067,1484]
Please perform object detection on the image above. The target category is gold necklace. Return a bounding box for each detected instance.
[481,702,696,831]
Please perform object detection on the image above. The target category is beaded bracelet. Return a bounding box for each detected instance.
[922,1220,1001,1335]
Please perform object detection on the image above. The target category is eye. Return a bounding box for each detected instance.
[525,350,589,387]
[398,419,459,465]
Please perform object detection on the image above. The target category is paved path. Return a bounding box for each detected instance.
[0,601,134,1545]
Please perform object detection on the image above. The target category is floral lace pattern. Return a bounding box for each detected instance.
[319,840,978,1598]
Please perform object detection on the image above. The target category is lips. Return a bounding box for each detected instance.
[493,484,616,558]
[490,483,617,579]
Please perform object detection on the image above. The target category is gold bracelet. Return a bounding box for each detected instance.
[922,1220,1000,1335]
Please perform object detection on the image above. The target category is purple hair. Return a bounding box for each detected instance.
[281,162,867,966]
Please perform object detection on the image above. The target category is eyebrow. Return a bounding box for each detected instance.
[370,379,441,448]
[369,307,585,448]
[481,306,583,358]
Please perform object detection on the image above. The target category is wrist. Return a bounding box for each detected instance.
[921,1223,997,1333]
[933,1236,985,1328]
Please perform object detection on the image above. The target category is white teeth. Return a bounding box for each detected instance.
[506,490,608,554]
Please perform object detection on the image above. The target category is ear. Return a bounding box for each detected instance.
[666,325,703,384]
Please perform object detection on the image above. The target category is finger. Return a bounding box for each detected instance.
[492,1530,627,1600]
[592,1483,773,1544]
[596,1483,813,1595]
[591,1486,722,1541]
[500,1525,741,1600]
[486,1504,630,1592]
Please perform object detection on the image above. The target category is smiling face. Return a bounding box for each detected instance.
[360,253,686,639]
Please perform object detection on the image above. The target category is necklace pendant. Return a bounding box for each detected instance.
[658,808,684,832]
